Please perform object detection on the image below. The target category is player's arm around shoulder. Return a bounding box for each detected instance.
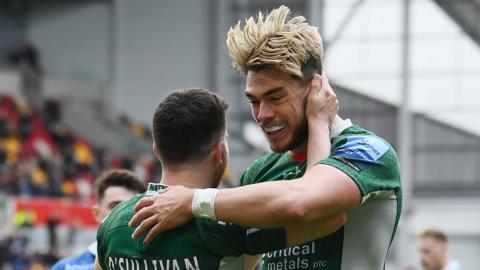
[278,163,361,224]
[213,166,356,228]
[285,211,347,246]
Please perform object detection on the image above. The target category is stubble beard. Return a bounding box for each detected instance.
[270,116,308,153]
[270,93,309,152]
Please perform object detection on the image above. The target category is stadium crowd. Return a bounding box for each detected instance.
[0,94,158,199]
[0,94,159,269]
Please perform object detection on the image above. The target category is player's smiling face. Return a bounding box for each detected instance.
[245,69,308,153]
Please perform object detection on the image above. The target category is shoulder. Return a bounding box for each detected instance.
[321,125,401,196]
[331,125,398,168]
[97,194,144,249]
[240,152,286,185]
[248,152,284,171]
[99,194,143,231]
[333,125,394,151]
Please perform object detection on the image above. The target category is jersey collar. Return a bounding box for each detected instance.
[289,151,307,162]
[146,183,169,195]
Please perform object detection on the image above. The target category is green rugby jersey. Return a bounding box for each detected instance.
[97,183,287,270]
[240,120,402,270]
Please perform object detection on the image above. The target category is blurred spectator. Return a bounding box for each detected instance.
[119,114,151,139]
[7,41,42,74]
[0,236,12,268]
[418,229,461,270]
[13,206,37,227]
[9,232,30,270]
[43,99,62,128]
[47,212,60,254]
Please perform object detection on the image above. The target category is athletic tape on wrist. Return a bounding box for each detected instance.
[191,188,219,220]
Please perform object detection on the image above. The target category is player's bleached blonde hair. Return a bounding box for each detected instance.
[226,5,323,79]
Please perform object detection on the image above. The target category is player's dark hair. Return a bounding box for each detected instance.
[94,169,146,202]
[152,88,228,166]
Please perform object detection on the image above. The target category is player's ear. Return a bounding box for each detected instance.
[152,142,161,161]
[212,140,223,165]
[91,204,101,223]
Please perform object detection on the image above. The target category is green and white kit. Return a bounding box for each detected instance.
[240,120,402,270]
[97,184,286,270]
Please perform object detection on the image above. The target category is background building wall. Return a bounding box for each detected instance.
[27,0,109,82]
[114,0,211,122]
[0,7,26,61]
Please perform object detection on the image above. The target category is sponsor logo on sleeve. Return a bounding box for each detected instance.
[332,136,389,170]
[332,156,361,172]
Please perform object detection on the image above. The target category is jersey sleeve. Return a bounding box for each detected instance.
[318,134,401,204]
[196,219,287,256]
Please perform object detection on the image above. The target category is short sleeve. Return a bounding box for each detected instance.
[319,135,401,203]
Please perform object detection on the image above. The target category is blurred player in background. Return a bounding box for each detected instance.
[418,229,461,270]
[51,169,146,270]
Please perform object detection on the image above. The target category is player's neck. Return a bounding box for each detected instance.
[290,115,344,155]
[160,164,214,189]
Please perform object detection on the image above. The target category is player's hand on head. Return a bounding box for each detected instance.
[128,185,195,245]
[306,73,339,127]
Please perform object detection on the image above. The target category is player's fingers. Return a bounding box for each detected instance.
[326,87,336,100]
[321,72,332,91]
[314,74,323,94]
[129,203,154,227]
[143,222,165,245]
[308,74,322,98]
[131,214,157,239]
[134,196,154,212]
[157,186,172,194]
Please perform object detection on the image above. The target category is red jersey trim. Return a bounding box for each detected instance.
[289,151,307,162]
